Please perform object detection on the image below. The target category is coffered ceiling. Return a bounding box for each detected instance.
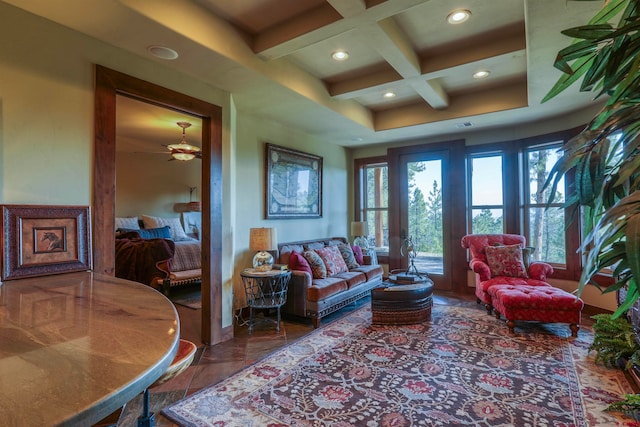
[6,0,605,147]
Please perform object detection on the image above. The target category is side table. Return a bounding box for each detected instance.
[241,268,291,334]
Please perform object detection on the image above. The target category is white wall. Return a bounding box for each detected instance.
[233,112,349,308]
[0,3,236,327]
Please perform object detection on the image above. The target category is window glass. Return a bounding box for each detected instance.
[364,164,389,254]
[525,145,566,265]
[528,207,566,264]
[468,154,504,234]
[471,156,503,205]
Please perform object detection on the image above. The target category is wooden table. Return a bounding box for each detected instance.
[0,271,179,426]
[371,276,434,325]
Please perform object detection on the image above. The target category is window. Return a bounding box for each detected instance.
[523,144,566,265]
[468,154,504,234]
[355,158,388,256]
[463,127,583,280]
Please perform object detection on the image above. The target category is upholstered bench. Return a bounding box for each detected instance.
[488,284,584,337]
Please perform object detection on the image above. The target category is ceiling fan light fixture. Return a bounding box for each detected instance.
[331,50,349,61]
[171,152,196,161]
[167,121,200,161]
[447,9,471,24]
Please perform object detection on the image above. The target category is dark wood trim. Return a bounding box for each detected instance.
[353,155,387,221]
[387,139,467,293]
[93,65,224,345]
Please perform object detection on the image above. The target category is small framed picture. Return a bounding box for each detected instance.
[1,205,91,280]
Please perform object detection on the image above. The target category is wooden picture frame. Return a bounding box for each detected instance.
[265,143,322,219]
[1,205,91,280]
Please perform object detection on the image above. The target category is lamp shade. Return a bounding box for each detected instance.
[350,221,368,237]
[249,228,277,251]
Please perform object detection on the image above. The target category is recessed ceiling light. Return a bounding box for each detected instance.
[473,70,490,79]
[331,50,349,61]
[383,91,396,99]
[447,9,471,24]
[147,45,179,60]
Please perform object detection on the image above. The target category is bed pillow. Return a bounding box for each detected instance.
[118,226,171,240]
[115,216,140,231]
[303,250,327,279]
[315,245,349,276]
[338,243,360,269]
[485,244,528,278]
[141,215,190,241]
[288,250,312,275]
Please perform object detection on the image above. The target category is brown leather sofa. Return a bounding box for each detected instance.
[277,237,383,328]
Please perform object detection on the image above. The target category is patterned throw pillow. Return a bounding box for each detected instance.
[351,245,364,265]
[338,243,359,269]
[141,215,190,241]
[485,244,528,278]
[315,246,349,276]
[288,250,312,275]
[303,250,327,279]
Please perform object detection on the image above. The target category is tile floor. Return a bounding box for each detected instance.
[108,291,605,427]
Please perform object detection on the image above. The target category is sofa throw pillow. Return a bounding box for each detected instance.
[315,246,349,276]
[303,250,327,279]
[288,250,312,275]
[141,215,190,241]
[485,244,528,278]
[118,226,171,240]
[338,243,359,269]
[351,245,364,265]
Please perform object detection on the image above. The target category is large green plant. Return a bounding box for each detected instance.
[543,0,640,317]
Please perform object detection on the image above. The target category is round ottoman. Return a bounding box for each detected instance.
[371,282,433,325]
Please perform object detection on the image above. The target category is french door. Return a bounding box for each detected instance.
[388,141,467,292]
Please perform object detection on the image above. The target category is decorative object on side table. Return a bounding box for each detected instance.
[401,235,419,276]
[351,221,369,250]
[241,268,291,334]
[249,227,277,272]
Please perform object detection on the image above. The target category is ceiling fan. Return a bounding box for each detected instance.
[165,121,201,161]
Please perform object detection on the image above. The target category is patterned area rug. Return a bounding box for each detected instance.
[163,304,635,426]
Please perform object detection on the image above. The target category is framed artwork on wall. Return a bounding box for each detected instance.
[1,205,91,280]
[265,143,323,219]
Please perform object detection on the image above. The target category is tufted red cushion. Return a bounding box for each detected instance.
[461,234,526,264]
[288,250,312,275]
[485,244,528,278]
[490,284,583,325]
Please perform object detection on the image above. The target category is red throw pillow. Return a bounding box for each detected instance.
[288,250,312,275]
[315,246,349,276]
[351,245,364,265]
[485,244,528,278]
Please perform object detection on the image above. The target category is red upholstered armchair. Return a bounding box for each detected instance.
[461,234,554,313]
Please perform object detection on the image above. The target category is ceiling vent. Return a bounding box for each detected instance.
[455,122,473,128]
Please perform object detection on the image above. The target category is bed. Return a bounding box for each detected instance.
[114,214,202,294]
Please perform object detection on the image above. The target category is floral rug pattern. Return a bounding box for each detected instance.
[163,305,635,426]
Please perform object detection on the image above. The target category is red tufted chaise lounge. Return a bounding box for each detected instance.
[461,233,554,314]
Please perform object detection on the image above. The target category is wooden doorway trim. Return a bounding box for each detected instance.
[93,65,224,344]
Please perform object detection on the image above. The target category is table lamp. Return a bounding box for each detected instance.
[250,227,277,271]
[350,221,369,250]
